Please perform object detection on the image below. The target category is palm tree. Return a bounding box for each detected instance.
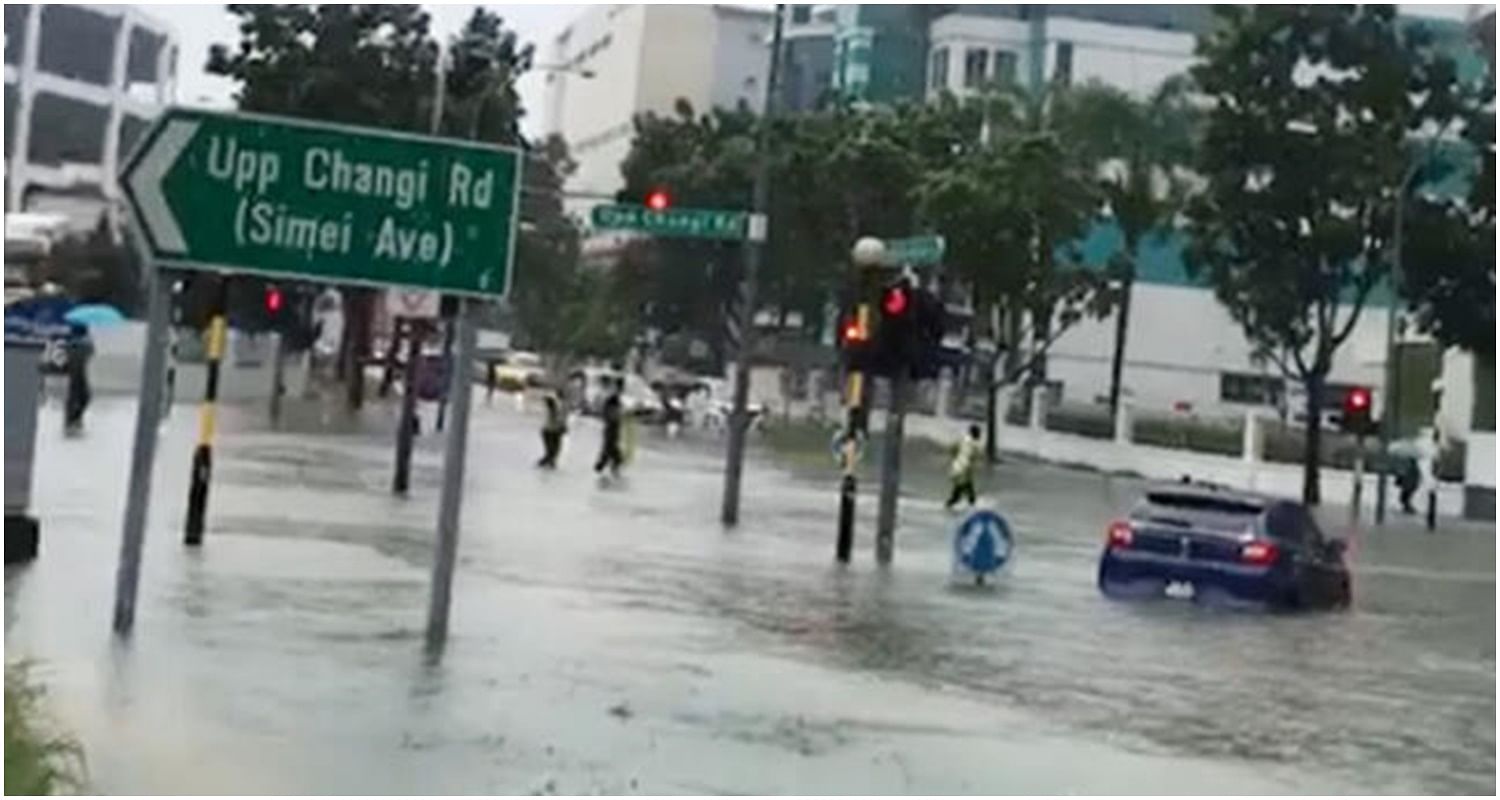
[1053,77,1199,421]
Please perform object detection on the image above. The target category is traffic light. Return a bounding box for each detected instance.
[264,285,284,315]
[838,308,876,372]
[875,277,917,375]
[1341,386,1373,435]
[645,188,671,211]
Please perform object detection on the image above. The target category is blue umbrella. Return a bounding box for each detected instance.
[64,303,125,328]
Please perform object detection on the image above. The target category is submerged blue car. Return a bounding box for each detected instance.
[1098,483,1351,610]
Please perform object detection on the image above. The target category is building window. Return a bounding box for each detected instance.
[790,5,811,25]
[27,92,109,166]
[1220,372,1284,406]
[963,48,989,88]
[38,5,119,87]
[993,50,1017,86]
[1054,40,1074,86]
[4,5,29,66]
[928,47,948,90]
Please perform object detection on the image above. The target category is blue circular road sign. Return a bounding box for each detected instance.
[953,508,1013,577]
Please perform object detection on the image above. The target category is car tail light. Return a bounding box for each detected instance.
[1240,540,1279,565]
[1107,519,1134,549]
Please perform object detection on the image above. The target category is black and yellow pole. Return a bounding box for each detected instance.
[184,277,229,545]
[835,303,869,564]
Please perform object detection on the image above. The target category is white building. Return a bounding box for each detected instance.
[543,3,772,233]
[4,4,177,234]
[925,8,1199,100]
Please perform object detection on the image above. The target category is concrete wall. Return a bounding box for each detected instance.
[900,409,1474,519]
[1046,282,1391,418]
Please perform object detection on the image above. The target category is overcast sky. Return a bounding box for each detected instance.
[159,3,1481,140]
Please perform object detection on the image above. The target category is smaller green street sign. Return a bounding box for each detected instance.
[883,235,946,266]
[120,107,522,298]
[591,204,762,241]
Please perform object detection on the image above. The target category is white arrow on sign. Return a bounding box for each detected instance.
[126,118,198,255]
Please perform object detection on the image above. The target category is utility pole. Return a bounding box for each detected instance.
[1375,160,1421,524]
[721,3,785,526]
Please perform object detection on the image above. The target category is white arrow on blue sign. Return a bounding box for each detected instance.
[953,508,1013,581]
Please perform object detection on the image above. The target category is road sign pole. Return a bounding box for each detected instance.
[269,327,286,426]
[113,261,170,634]
[184,277,229,545]
[425,299,477,654]
[721,3,784,527]
[876,372,907,565]
[393,319,423,495]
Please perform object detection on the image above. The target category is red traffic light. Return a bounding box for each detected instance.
[645,189,671,211]
[1345,387,1370,411]
[265,286,283,313]
[881,286,909,317]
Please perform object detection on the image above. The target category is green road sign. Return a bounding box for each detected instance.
[591,203,763,241]
[120,108,522,298]
[883,235,946,266]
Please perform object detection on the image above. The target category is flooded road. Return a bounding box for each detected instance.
[5,395,1494,793]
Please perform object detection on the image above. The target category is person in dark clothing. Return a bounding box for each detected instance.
[537,391,567,468]
[594,385,626,476]
[1396,455,1421,514]
[63,324,93,432]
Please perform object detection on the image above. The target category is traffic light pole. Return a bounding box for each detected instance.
[720,3,784,527]
[184,276,229,546]
[393,318,424,495]
[875,372,907,565]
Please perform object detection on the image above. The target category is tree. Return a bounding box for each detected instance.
[917,84,1106,461]
[1401,66,1495,358]
[1186,5,1472,504]
[1054,78,1199,419]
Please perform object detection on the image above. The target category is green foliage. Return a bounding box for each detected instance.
[5,662,85,795]
[1402,89,1495,356]
[1184,5,1476,501]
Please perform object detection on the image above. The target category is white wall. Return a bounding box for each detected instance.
[546,4,770,223]
[709,8,772,113]
[545,4,648,207]
[1044,17,1196,97]
[1048,283,1392,419]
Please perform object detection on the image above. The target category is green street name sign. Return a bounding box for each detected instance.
[591,203,764,242]
[120,108,522,298]
[883,235,946,266]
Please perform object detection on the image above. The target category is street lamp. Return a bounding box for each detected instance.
[1374,158,1425,525]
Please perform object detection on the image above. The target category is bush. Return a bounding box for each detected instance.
[1133,415,1243,457]
[5,662,84,795]
[1044,406,1114,440]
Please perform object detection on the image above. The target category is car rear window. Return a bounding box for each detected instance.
[1138,491,1263,533]
[1144,491,1263,516]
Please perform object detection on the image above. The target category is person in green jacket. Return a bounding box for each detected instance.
[536,390,568,469]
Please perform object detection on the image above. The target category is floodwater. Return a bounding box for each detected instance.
[5,393,1494,794]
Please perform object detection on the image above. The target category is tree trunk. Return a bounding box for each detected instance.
[1107,275,1134,418]
[1301,370,1325,505]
